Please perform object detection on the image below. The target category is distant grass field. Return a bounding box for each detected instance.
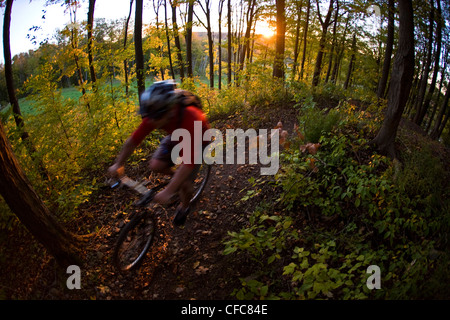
[1,75,223,118]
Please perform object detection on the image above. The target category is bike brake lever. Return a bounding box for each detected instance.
[110,181,121,188]
[107,178,122,189]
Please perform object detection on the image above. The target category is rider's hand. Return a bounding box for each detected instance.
[108,163,125,179]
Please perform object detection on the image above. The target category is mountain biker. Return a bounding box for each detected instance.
[108,80,210,226]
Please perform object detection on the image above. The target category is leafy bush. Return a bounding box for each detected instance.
[223,100,450,300]
[300,108,341,143]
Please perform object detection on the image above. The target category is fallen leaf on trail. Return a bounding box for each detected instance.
[195,266,209,275]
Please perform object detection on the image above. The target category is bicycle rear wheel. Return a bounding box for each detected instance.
[113,210,156,272]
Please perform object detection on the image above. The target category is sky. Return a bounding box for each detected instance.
[0,0,155,64]
[0,0,276,65]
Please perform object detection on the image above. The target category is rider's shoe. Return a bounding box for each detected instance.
[173,206,190,226]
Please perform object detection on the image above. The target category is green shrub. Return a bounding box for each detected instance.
[298,107,341,143]
[223,96,449,300]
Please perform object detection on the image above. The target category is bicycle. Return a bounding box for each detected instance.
[108,163,211,272]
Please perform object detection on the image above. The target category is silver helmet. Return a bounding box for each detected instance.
[139,80,177,119]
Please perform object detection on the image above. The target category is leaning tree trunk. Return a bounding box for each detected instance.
[371,0,415,158]
[0,121,82,268]
[3,0,48,180]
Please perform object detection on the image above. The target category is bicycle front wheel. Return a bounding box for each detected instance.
[113,210,156,272]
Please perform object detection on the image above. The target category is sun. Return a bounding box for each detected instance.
[256,21,275,38]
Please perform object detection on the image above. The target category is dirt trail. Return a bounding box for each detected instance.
[0,105,299,300]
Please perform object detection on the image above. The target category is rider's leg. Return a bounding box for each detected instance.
[177,163,199,210]
[149,158,174,176]
[149,135,175,176]
[179,179,193,209]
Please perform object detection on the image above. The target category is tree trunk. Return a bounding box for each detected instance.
[164,0,176,80]
[3,0,48,181]
[377,0,395,99]
[413,0,434,125]
[372,0,415,158]
[87,0,97,86]
[273,0,286,79]
[299,0,311,80]
[218,0,225,90]
[422,0,442,128]
[227,0,232,85]
[207,24,214,88]
[325,0,339,83]
[186,0,194,78]
[195,0,214,88]
[343,33,356,90]
[430,81,449,140]
[123,0,134,96]
[135,0,145,97]
[3,0,26,137]
[0,121,82,268]
[171,0,185,81]
[312,0,334,87]
[427,47,447,132]
[331,15,349,84]
[67,4,91,112]
[238,0,257,73]
[291,0,303,81]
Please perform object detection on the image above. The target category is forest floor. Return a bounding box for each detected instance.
[0,103,300,300]
[2,100,449,300]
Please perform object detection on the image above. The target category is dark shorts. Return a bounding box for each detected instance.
[152,135,177,167]
[152,135,206,181]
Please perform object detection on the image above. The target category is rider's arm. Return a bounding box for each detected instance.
[109,117,155,176]
[114,137,139,167]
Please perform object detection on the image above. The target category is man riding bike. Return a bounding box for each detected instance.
[108,80,210,226]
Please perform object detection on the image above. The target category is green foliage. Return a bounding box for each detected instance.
[224,202,299,266]
[298,107,341,143]
[1,57,144,223]
[223,100,450,300]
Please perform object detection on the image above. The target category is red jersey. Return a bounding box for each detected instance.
[131,105,210,167]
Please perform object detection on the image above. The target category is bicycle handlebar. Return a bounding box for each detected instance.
[107,175,169,207]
